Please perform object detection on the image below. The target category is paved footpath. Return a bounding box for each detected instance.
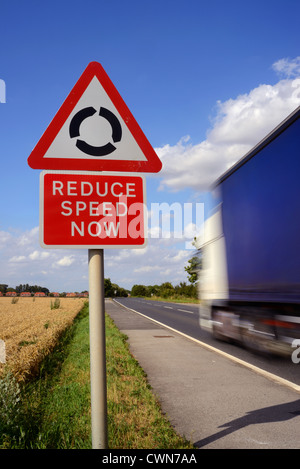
[106,299,300,449]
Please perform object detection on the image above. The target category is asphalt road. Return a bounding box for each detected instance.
[114,297,300,388]
[107,298,300,448]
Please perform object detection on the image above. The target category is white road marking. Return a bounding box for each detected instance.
[112,299,300,395]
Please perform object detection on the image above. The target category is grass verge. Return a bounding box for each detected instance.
[140,295,200,304]
[0,302,194,449]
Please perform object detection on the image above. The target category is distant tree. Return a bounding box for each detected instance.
[158,282,175,298]
[104,278,114,297]
[175,281,197,298]
[131,284,148,297]
[184,256,200,284]
[14,284,49,295]
[184,236,202,285]
[111,283,128,297]
[0,284,8,294]
[103,278,127,297]
[146,285,160,297]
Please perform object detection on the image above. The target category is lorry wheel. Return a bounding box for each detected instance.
[211,309,226,341]
[241,321,269,354]
[242,328,258,352]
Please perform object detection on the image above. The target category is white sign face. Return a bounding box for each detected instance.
[44,77,147,162]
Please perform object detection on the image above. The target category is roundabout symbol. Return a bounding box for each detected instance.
[69,106,122,157]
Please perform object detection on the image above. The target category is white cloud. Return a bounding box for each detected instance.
[18,227,39,246]
[9,255,26,263]
[134,265,161,273]
[0,231,12,246]
[170,250,190,263]
[55,256,75,267]
[157,58,300,192]
[29,250,50,260]
[272,56,300,78]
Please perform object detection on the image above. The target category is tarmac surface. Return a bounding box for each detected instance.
[106,299,300,449]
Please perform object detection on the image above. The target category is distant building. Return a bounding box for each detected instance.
[66,292,77,297]
[20,292,31,297]
[51,292,60,297]
[77,292,89,298]
[6,291,17,297]
[34,292,46,297]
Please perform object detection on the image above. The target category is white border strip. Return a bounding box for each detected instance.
[112,299,300,394]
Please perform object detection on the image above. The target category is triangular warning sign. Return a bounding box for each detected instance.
[27,62,162,173]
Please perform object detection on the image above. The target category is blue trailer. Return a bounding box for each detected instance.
[199,106,300,355]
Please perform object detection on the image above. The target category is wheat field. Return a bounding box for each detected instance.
[0,297,87,381]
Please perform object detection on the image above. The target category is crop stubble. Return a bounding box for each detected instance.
[0,297,86,381]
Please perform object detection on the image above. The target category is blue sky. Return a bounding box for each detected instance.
[1,0,300,292]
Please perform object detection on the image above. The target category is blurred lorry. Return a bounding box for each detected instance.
[199,106,300,356]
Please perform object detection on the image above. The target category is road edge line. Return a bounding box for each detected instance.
[111,299,300,394]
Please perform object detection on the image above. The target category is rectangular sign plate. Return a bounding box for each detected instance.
[40,171,147,249]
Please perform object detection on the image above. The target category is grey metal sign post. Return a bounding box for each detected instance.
[88,248,108,449]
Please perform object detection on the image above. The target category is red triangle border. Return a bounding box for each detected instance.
[27,62,162,173]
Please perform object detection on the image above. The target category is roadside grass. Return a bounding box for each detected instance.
[0,302,194,449]
[140,295,200,304]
